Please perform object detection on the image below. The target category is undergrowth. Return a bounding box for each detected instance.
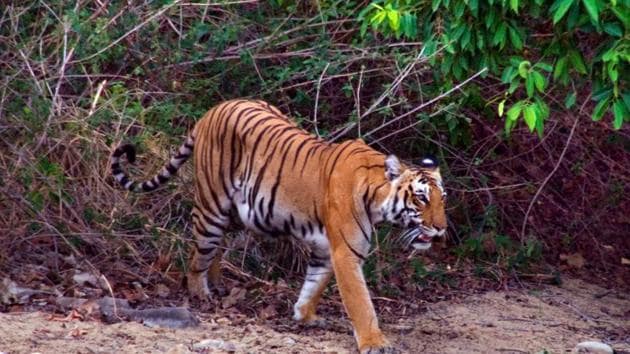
[0,0,628,304]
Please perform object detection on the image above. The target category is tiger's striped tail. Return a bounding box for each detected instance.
[110,135,195,192]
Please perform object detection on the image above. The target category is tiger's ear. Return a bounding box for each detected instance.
[384,155,401,181]
[418,155,438,170]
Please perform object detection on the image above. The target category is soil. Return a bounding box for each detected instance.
[0,277,628,354]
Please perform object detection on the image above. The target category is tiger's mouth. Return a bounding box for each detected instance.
[412,233,433,250]
[402,228,433,250]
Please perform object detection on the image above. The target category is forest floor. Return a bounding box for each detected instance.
[0,277,628,354]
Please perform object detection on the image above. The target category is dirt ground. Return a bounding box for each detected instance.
[0,277,628,354]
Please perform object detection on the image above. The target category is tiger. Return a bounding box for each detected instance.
[110,99,447,354]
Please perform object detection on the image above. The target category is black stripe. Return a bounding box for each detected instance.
[351,209,370,242]
[142,182,157,191]
[291,137,318,170]
[339,230,366,261]
[289,214,296,229]
[308,260,328,268]
[166,163,178,174]
[202,213,226,232]
[196,245,217,255]
[194,224,222,239]
[267,133,298,219]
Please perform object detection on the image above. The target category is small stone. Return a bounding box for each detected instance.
[573,341,614,354]
[283,337,297,346]
[156,283,170,298]
[165,344,193,354]
[192,339,237,352]
[73,271,99,287]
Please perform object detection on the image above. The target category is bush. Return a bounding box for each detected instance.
[360,0,629,133]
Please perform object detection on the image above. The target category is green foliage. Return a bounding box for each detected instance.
[360,0,630,132]
[455,233,543,272]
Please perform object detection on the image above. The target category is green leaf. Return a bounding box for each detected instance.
[553,57,568,80]
[387,9,400,31]
[553,0,575,24]
[370,10,387,26]
[534,97,550,120]
[505,115,517,135]
[492,22,507,47]
[592,87,613,102]
[526,74,535,97]
[401,12,418,38]
[568,50,587,74]
[607,62,619,82]
[498,100,506,117]
[507,102,523,121]
[509,26,523,50]
[508,79,521,94]
[603,22,623,37]
[535,112,545,138]
[360,20,369,37]
[454,0,466,18]
[581,0,599,24]
[622,92,630,111]
[432,0,442,11]
[510,0,519,13]
[565,92,577,108]
[523,105,537,132]
[452,23,466,41]
[532,71,546,93]
[461,28,472,49]
[518,61,531,78]
[535,62,553,72]
[469,0,479,14]
[612,100,626,129]
[592,98,610,121]
[611,6,630,27]
[601,48,617,62]
[501,66,516,83]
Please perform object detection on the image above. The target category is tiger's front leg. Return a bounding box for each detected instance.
[326,222,399,354]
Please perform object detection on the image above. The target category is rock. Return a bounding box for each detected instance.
[282,337,297,346]
[73,271,100,287]
[55,297,198,328]
[573,341,614,354]
[132,307,199,329]
[192,339,237,352]
[0,278,49,304]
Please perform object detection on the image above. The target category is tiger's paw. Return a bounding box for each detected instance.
[360,345,401,354]
[300,317,329,329]
[292,302,318,323]
[186,273,211,300]
[359,336,400,354]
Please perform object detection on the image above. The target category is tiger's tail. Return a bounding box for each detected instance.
[111,134,195,192]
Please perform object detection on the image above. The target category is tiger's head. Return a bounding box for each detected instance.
[382,155,447,251]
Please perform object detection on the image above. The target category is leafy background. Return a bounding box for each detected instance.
[0,0,628,309]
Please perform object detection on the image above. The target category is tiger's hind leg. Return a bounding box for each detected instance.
[187,205,230,299]
[293,242,333,323]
